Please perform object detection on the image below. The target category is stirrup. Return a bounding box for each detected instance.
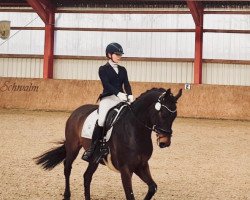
[100,141,109,155]
[93,141,109,164]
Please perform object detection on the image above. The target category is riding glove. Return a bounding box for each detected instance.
[128,95,134,103]
[117,92,128,101]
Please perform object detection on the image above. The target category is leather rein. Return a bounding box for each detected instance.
[126,92,177,143]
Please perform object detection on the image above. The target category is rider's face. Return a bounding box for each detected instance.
[109,53,122,63]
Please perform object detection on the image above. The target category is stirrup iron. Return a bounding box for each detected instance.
[93,140,109,164]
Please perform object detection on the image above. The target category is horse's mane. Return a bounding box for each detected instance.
[135,88,166,102]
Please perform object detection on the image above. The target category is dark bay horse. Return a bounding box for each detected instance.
[35,87,182,200]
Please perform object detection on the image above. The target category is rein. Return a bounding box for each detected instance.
[126,91,176,133]
[126,104,152,131]
[123,90,177,148]
[127,105,171,148]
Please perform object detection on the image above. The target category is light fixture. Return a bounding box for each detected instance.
[0,20,11,40]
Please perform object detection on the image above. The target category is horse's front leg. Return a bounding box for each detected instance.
[120,166,135,200]
[83,162,99,200]
[134,162,157,200]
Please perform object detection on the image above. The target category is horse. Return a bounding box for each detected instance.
[34,87,182,200]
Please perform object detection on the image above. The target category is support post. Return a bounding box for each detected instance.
[194,17,203,84]
[187,1,204,84]
[43,11,55,79]
[26,0,55,79]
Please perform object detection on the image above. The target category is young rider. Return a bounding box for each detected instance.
[82,42,133,162]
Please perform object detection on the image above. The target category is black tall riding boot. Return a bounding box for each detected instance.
[82,123,103,162]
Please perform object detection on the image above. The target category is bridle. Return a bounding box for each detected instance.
[160,104,176,113]
[127,91,177,143]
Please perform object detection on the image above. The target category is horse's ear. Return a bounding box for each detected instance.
[174,89,182,101]
[166,88,171,95]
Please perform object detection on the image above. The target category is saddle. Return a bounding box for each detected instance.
[103,102,129,133]
[81,102,129,140]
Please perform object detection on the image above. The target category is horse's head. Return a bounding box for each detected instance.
[149,88,182,148]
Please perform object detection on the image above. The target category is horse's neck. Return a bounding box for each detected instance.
[133,92,158,113]
[119,110,153,151]
[112,94,158,154]
[130,92,158,130]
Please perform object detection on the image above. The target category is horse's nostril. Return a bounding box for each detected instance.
[159,143,167,148]
[159,141,171,148]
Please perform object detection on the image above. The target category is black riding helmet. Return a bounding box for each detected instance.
[105,43,124,58]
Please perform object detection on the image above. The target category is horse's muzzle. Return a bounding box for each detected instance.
[157,133,171,148]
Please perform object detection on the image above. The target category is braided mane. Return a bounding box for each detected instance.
[135,88,166,102]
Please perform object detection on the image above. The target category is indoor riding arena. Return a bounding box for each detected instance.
[0,1,249,200]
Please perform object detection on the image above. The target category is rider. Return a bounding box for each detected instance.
[82,42,134,162]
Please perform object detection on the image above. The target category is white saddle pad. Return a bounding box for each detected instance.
[81,110,113,141]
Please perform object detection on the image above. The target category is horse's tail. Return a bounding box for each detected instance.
[34,141,66,170]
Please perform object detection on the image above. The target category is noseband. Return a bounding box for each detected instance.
[160,104,176,113]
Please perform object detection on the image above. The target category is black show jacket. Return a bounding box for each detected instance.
[99,63,132,99]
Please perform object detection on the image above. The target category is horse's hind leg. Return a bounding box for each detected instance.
[83,162,99,200]
[134,162,157,200]
[63,144,81,200]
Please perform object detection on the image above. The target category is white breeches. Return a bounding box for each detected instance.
[97,95,122,126]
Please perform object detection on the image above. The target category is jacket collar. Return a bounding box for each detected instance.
[108,59,118,68]
[106,62,121,75]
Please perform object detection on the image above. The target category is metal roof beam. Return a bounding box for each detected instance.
[40,0,54,13]
[26,0,47,23]
[26,0,54,24]
[186,0,203,27]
